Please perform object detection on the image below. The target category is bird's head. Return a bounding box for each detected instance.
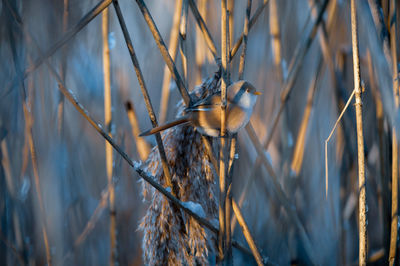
[227,80,261,109]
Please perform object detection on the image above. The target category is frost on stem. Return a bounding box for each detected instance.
[139,74,221,265]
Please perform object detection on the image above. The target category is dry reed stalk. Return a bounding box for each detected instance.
[232,200,263,266]
[159,0,183,124]
[62,187,111,262]
[230,0,270,61]
[1,139,24,264]
[179,0,189,88]
[57,0,69,135]
[389,1,399,264]
[367,0,392,67]
[225,136,236,263]
[125,101,150,161]
[238,0,251,80]
[23,102,52,266]
[188,0,220,64]
[21,71,52,266]
[134,0,192,106]
[308,0,337,88]
[218,0,229,262]
[229,0,251,236]
[390,133,398,265]
[350,0,367,264]
[291,62,320,175]
[102,7,117,265]
[269,0,282,82]
[366,49,389,257]
[1,140,14,197]
[228,0,234,46]
[113,0,174,190]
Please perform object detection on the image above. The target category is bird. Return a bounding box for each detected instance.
[139,80,261,137]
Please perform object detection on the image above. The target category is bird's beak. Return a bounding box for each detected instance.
[253,91,262,95]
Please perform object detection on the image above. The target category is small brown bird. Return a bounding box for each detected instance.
[139,80,261,137]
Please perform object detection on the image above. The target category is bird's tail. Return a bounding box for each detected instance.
[139,116,191,136]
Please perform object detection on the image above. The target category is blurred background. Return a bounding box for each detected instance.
[1,0,399,265]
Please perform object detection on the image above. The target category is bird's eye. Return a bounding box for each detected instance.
[246,88,250,92]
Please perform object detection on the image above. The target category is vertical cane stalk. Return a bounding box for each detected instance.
[389,0,399,264]
[350,0,367,264]
[102,7,117,265]
[218,0,229,262]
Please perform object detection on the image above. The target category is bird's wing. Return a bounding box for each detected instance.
[186,92,221,112]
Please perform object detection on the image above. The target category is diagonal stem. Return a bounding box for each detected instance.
[245,122,318,264]
[134,0,192,106]
[113,0,174,191]
[3,0,112,98]
[188,0,220,65]
[238,0,252,80]
[232,199,263,266]
[230,0,270,61]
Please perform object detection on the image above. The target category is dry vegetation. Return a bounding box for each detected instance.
[1,0,400,265]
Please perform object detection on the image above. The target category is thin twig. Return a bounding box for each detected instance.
[102,7,117,266]
[232,199,263,266]
[159,0,183,124]
[62,187,110,262]
[350,0,367,264]
[113,0,174,191]
[238,0,252,80]
[325,90,356,197]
